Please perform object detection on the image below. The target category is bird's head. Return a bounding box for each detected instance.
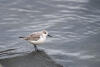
[42,30,52,37]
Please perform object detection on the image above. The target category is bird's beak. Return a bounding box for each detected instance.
[48,35,53,37]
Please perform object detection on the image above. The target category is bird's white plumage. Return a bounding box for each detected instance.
[23,30,48,45]
[29,36,46,44]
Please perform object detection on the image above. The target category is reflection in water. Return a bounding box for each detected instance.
[0,50,63,67]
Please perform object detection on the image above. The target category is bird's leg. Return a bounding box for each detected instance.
[33,44,38,51]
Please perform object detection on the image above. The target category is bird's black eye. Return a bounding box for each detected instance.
[44,32,46,34]
[43,31,47,34]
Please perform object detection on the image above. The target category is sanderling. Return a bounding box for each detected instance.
[19,30,52,51]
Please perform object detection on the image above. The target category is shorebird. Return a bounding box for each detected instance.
[19,30,52,51]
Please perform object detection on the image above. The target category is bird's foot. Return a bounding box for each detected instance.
[35,49,43,52]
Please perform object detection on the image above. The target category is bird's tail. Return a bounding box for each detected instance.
[19,36,25,38]
[19,36,27,40]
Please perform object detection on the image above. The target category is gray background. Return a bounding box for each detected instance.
[0,0,100,67]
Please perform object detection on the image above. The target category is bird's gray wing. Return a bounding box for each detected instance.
[24,33,41,41]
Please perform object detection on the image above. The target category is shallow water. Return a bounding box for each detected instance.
[0,0,100,67]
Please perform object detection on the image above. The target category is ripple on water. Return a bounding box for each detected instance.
[52,0,89,3]
[0,1,100,67]
[45,49,96,60]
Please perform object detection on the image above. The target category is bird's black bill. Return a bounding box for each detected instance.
[48,35,53,37]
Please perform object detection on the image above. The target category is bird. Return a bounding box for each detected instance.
[19,30,52,51]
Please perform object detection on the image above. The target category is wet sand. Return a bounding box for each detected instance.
[0,50,63,67]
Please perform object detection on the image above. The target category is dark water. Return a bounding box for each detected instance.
[0,51,63,67]
[0,0,100,67]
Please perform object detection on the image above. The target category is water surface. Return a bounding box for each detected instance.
[0,0,100,67]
